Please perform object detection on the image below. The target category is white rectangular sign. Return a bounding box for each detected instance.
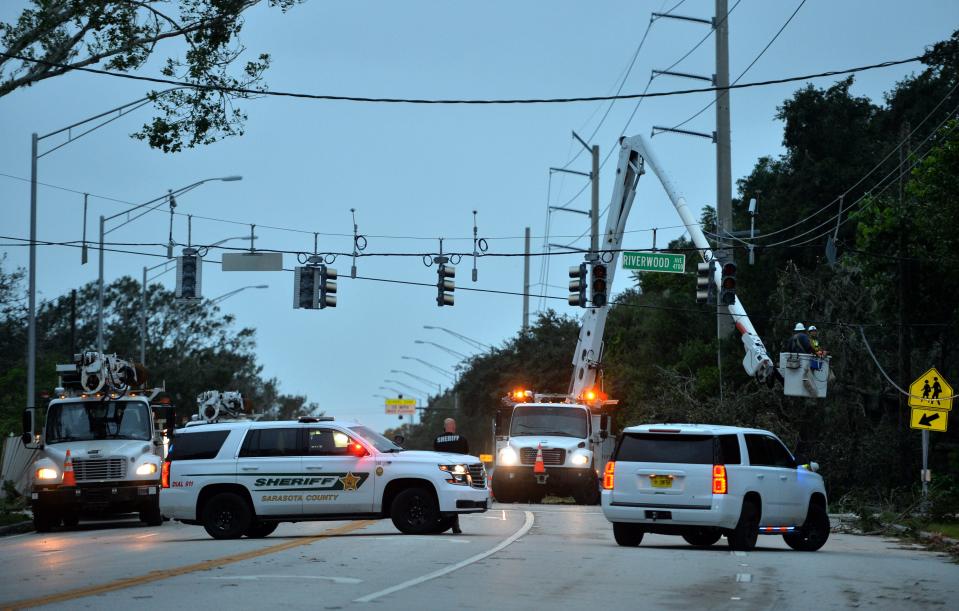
[222,252,283,272]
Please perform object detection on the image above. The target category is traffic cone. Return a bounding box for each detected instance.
[533,444,546,474]
[62,449,76,487]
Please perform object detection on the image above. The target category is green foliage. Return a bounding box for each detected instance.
[0,1,303,152]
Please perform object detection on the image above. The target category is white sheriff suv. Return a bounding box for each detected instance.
[160,417,489,539]
[601,424,829,552]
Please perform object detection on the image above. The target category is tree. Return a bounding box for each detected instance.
[1,0,303,152]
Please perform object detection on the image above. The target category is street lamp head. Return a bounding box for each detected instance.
[220,175,243,182]
[423,325,436,330]
[414,340,425,344]
[254,285,269,289]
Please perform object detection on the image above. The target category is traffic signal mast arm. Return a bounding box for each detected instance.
[633,136,774,381]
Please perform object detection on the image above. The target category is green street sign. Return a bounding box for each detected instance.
[622,251,685,274]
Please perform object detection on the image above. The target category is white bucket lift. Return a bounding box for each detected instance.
[780,353,831,398]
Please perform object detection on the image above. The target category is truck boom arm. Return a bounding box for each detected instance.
[568,136,774,398]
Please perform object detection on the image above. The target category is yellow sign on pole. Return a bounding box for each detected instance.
[385,398,416,415]
[908,368,952,412]
[910,407,949,432]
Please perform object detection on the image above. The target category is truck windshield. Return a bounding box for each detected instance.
[510,406,588,438]
[46,401,152,444]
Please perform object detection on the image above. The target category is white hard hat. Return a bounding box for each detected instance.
[808,325,817,332]
[793,322,806,332]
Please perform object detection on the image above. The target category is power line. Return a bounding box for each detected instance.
[0,51,923,105]
[668,0,807,132]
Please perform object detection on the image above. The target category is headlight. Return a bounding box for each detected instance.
[136,463,158,476]
[499,447,519,466]
[36,467,58,480]
[438,464,470,485]
[570,453,590,466]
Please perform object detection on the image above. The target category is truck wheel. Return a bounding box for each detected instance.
[244,520,279,538]
[783,502,830,551]
[391,486,440,535]
[202,492,252,540]
[573,478,600,505]
[613,522,644,547]
[33,507,60,533]
[727,500,760,551]
[682,528,722,547]
[140,501,163,527]
[62,514,80,529]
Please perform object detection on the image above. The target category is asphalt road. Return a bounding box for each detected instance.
[0,505,956,610]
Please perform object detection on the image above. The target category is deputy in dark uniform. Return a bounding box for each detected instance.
[434,418,468,533]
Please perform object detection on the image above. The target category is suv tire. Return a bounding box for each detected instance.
[783,502,830,551]
[245,520,279,538]
[202,492,252,540]
[727,500,760,551]
[682,528,722,547]
[613,522,644,547]
[391,487,441,535]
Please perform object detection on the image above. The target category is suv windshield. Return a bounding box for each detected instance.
[46,401,152,444]
[510,406,588,438]
[348,425,403,453]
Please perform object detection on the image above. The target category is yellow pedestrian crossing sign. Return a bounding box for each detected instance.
[908,368,952,412]
[910,408,949,432]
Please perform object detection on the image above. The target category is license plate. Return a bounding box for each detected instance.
[650,475,673,488]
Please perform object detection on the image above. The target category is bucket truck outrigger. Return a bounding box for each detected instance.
[492,136,825,504]
[21,352,173,532]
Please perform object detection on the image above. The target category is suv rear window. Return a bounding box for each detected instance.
[168,430,230,461]
[615,433,741,464]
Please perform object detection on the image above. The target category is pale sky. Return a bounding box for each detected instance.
[2,0,957,432]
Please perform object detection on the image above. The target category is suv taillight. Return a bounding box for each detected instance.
[712,465,727,494]
[161,460,170,489]
[602,461,615,490]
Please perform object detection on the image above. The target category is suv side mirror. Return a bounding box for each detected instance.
[393,435,405,446]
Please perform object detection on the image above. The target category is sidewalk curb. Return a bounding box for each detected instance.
[0,519,33,536]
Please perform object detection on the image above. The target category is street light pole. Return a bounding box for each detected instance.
[401,356,456,380]
[414,340,468,360]
[26,89,183,410]
[422,325,491,351]
[97,176,242,353]
[211,285,269,304]
[390,369,442,394]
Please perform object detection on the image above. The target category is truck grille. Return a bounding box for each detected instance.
[467,464,487,489]
[520,448,566,466]
[73,458,127,481]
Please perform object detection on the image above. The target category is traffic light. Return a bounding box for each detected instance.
[437,264,455,306]
[591,263,608,307]
[319,265,337,308]
[175,252,201,301]
[293,265,318,309]
[720,261,737,306]
[696,259,716,305]
[568,263,587,307]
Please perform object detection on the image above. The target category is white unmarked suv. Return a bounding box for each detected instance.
[601,424,828,552]
[160,418,489,539]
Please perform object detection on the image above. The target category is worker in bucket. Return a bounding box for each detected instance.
[808,325,825,356]
[787,323,815,355]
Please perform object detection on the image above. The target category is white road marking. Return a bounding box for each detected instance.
[371,536,470,543]
[354,510,535,603]
[502,510,506,520]
[731,551,747,557]
[209,575,362,584]
[731,596,742,601]
[735,573,752,583]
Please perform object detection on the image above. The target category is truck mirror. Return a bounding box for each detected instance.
[21,408,35,446]
[599,414,609,439]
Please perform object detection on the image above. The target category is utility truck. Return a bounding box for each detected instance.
[492,135,827,504]
[21,352,173,532]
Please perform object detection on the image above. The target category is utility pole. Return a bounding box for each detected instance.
[715,0,733,333]
[898,121,911,431]
[69,289,77,357]
[522,227,531,331]
[590,144,600,258]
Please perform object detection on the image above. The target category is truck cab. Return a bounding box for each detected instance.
[491,391,615,504]
[22,353,171,532]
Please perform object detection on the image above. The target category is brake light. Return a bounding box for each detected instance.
[712,465,727,494]
[602,461,615,490]
[161,460,170,489]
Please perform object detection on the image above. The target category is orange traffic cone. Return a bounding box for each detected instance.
[62,449,76,487]
[533,444,546,475]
